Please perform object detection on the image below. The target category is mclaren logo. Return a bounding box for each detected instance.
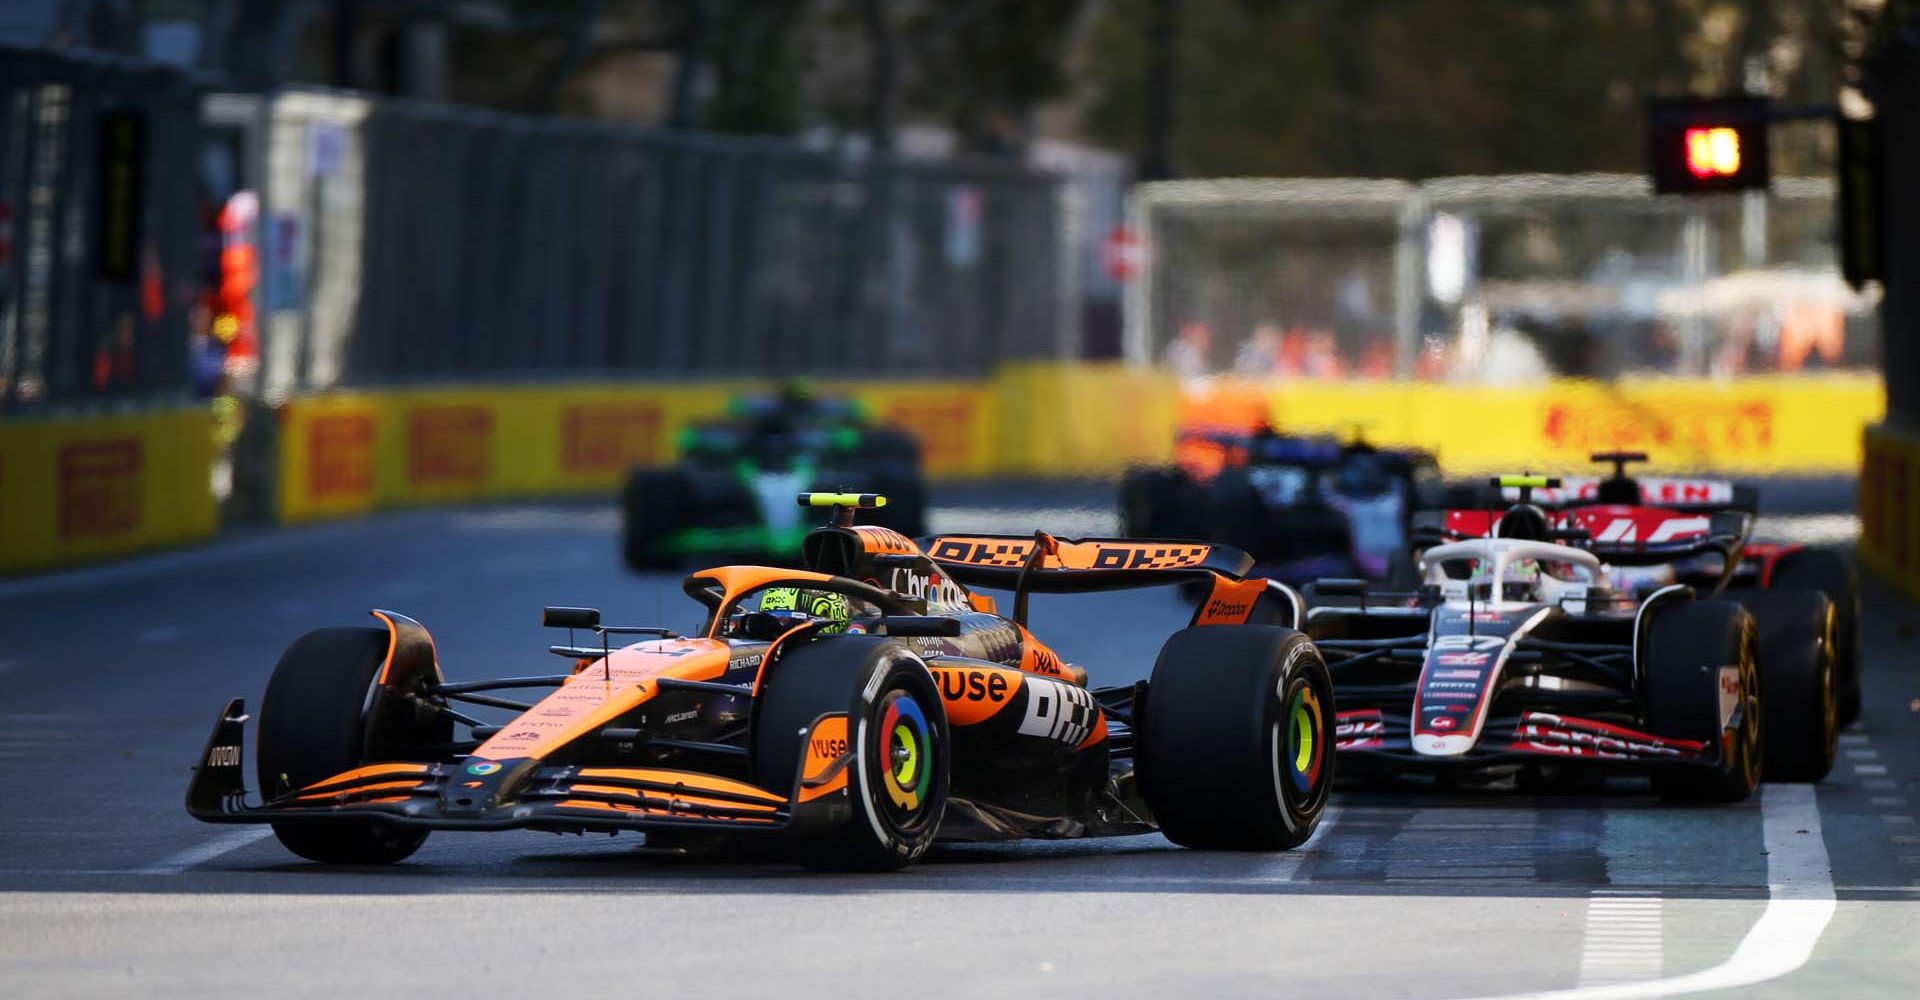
[1017,678,1098,746]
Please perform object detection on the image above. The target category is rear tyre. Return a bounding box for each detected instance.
[1738,589,1838,782]
[751,637,949,871]
[622,468,689,570]
[1769,548,1861,726]
[1138,626,1334,849]
[257,627,430,864]
[1643,601,1761,802]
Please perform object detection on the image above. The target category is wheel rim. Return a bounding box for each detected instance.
[1738,631,1762,788]
[1819,608,1838,761]
[1284,685,1326,797]
[874,688,936,825]
[1272,664,1333,826]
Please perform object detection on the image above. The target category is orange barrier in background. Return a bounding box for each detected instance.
[0,406,218,573]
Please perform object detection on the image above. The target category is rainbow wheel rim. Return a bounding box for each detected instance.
[877,690,934,815]
[1285,685,1325,797]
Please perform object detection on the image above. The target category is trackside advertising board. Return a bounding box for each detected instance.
[1195,372,1882,477]
[0,407,218,573]
[276,380,1001,523]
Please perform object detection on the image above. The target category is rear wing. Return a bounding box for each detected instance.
[1498,475,1754,513]
[1413,506,1751,569]
[922,534,1254,592]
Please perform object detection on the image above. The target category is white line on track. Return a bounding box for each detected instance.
[136,625,184,645]
[1577,891,1664,986]
[1247,805,1340,883]
[1452,784,1834,1000]
[133,828,275,875]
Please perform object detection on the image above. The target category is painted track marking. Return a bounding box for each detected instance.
[1577,892,1664,986]
[134,828,275,875]
[1452,783,1834,1000]
[136,625,184,645]
[1249,805,1341,883]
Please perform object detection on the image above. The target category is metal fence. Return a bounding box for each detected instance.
[1129,174,1878,382]
[258,91,1071,399]
[0,46,202,412]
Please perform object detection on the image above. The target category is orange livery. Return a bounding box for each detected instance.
[187,492,1334,870]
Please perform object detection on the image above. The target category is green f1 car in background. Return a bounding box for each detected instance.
[622,389,927,569]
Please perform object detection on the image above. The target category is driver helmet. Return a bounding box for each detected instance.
[758,586,852,635]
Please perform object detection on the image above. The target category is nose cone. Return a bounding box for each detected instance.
[1411,733,1475,757]
[437,758,532,816]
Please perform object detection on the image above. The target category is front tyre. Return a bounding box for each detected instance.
[257,627,430,864]
[1644,601,1761,802]
[1138,626,1334,850]
[751,637,949,871]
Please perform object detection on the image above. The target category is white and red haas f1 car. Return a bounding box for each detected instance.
[1309,473,1837,799]
[1483,452,1862,724]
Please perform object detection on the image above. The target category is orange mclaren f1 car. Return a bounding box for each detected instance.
[187,494,1335,871]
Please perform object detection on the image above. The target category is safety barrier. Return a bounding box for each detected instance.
[276,367,1879,525]
[277,380,1002,523]
[0,369,1877,572]
[1184,372,1883,477]
[0,406,217,573]
[1860,422,1920,600]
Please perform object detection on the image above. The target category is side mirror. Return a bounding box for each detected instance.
[1311,578,1368,597]
[542,606,601,630]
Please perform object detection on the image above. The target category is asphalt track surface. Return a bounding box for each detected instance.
[0,481,1915,999]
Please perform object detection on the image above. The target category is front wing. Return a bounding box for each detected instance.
[188,699,848,837]
[1334,707,1725,773]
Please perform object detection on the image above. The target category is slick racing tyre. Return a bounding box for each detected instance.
[622,468,690,570]
[1768,548,1861,726]
[752,636,949,871]
[257,627,434,864]
[1119,466,1184,538]
[1643,600,1762,802]
[1138,625,1333,850]
[1737,588,1838,782]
